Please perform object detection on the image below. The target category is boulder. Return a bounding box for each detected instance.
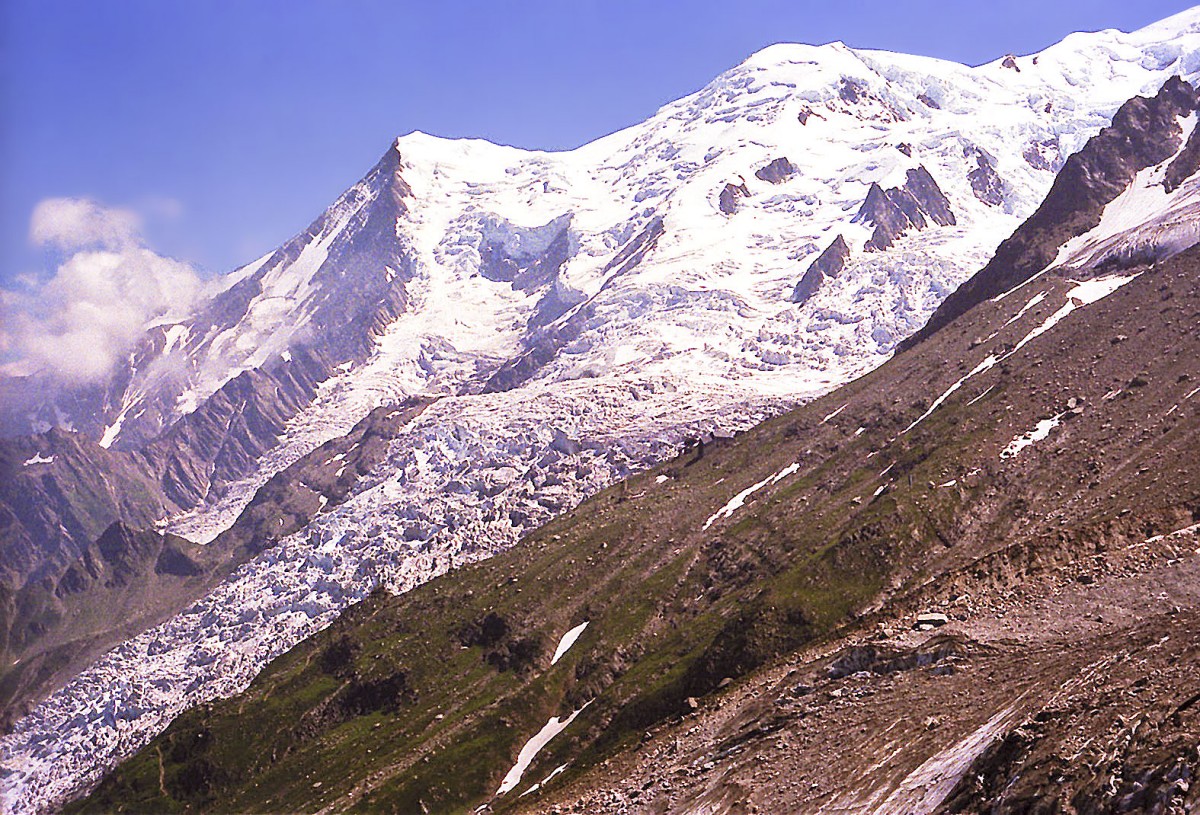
[914,612,949,630]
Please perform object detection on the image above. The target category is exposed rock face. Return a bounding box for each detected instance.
[904,165,956,226]
[854,165,956,252]
[899,76,1200,352]
[141,348,333,509]
[755,157,796,184]
[0,431,170,585]
[791,235,850,305]
[718,181,751,215]
[121,144,414,454]
[210,399,431,558]
[1022,139,1058,172]
[1165,116,1200,192]
[967,147,1005,206]
[839,78,867,104]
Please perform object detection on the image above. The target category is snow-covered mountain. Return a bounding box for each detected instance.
[54,59,1200,815]
[3,8,1200,813]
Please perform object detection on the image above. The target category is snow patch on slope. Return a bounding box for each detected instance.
[1000,414,1064,459]
[551,622,590,666]
[703,462,800,530]
[496,703,591,796]
[1053,112,1200,271]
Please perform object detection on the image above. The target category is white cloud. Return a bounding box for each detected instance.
[5,198,202,385]
[28,197,143,251]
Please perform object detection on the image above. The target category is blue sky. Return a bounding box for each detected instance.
[1,0,1195,284]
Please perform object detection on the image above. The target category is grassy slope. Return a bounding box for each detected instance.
[71,247,1200,814]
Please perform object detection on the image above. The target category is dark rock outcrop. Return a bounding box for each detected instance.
[210,398,430,558]
[791,235,850,305]
[899,75,1200,353]
[839,78,867,104]
[719,181,751,215]
[141,347,332,509]
[1165,117,1200,192]
[905,165,956,226]
[1022,138,1059,172]
[755,158,796,184]
[854,166,955,252]
[967,146,1006,206]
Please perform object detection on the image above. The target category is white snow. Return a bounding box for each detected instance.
[966,385,995,406]
[21,454,54,466]
[904,354,998,433]
[542,764,568,785]
[1002,291,1047,328]
[703,462,799,530]
[867,702,1027,815]
[1000,414,1063,459]
[1052,112,1200,272]
[98,413,129,450]
[822,404,849,424]
[161,324,190,356]
[550,621,590,666]
[518,763,569,798]
[1009,274,1140,358]
[90,6,1200,454]
[1144,522,1200,544]
[496,703,590,796]
[908,272,1139,435]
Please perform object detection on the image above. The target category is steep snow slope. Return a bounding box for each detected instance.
[4,9,1200,813]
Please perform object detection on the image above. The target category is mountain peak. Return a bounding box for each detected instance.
[1134,4,1200,38]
